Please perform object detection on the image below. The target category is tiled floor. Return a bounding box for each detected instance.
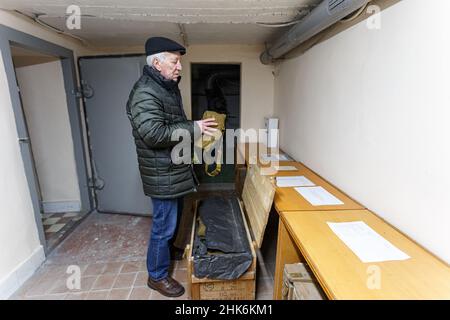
[10,194,276,300]
[42,211,88,251]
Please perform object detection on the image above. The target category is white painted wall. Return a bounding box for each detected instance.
[179,45,275,130]
[274,0,450,264]
[0,52,45,299]
[15,60,81,209]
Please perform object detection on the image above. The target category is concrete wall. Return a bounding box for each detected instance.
[274,0,450,264]
[15,60,81,212]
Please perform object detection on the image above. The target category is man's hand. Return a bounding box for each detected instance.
[196,118,218,136]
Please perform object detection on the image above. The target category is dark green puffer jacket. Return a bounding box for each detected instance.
[126,65,199,199]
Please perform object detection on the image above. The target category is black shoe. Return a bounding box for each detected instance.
[170,246,185,261]
[147,276,185,297]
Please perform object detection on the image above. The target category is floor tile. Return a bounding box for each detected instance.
[102,262,123,275]
[79,276,98,292]
[63,212,80,218]
[121,261,142,274]
[108,288,131,300]
[28,293,67,300]
[138,260,147,271]
[133,271,148,287]
[46,223,65,233]
[113,273,137,289]
[25,279,58,297]
[48,278,72,294]
[43,264,69,277]
[174,259,187,270]
[43,218,61,225]
[91,274,117,290]
[86,290,110,300]
[84,263,107,276]
[256,277,274,298]
[172,268,188,284]
[65,292,88,300]
[150,290,172,300]
[129,287,151,300]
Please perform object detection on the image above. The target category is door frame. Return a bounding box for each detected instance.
[189,62,242,129]
[0,25,93,253]
[190,62,242,187]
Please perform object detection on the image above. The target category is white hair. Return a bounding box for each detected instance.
[146,52,167,68]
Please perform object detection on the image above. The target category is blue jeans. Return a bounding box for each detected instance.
[147,197,184,281]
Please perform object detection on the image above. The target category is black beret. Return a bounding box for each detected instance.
[145,37,186,56]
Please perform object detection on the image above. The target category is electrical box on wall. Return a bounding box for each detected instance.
[264,117,279,149]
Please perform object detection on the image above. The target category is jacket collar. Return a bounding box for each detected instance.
[143,65,181,90]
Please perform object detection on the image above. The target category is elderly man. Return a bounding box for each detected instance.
[126,37,217,297]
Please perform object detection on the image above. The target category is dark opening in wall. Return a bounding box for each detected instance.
[191,64,241,185]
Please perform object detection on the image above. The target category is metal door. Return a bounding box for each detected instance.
[79,55,152,215]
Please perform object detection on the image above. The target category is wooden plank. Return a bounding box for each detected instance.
[192,271,255,284]
[191,283,201,300]
[199,279,255,300]
[242,164,276,248]
[237,200,257,267]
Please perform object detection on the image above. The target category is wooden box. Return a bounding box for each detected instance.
[187,164,275,300]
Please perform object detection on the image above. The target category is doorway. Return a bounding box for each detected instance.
[10,44,89,252]
[191,63,241,187]
[0,25,92,255]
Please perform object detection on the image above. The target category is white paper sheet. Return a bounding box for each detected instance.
[294,186,344,206]
[274,165,298,171]
[276,176,315,187]
[261,154,290,161]
[327,221,411,263]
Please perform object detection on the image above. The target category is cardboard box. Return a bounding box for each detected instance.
[292,281,326,300]
[282,263,314,300]
[282,263,325,300]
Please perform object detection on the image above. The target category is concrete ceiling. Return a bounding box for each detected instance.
[0,0,322,48]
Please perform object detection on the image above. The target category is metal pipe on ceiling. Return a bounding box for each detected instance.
[260,0,369,64]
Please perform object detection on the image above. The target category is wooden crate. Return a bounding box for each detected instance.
[187,164,275,300]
